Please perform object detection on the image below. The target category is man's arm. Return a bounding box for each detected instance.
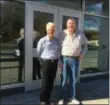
[36,38,43,58]
[79,32,88,60]
[81,32,88,55]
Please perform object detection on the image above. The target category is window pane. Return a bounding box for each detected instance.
[81,15,109,74]
[45,0,82,10]
[33,11,54,37]
[85,0,109,16]
[1,1,25,84]
[32,11,54,80]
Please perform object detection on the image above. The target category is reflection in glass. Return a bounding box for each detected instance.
[85,0,109,16]
[1,1,25,84]
[47,0,82,10]
[17,28,25,82]
[32,11,53,80]
[81,15,109,74]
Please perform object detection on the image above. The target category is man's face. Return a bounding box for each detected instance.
[46,24,55,38]
[20,29,24,37]
[67,19,76,33]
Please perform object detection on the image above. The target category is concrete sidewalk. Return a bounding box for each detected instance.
[1,78,109,104]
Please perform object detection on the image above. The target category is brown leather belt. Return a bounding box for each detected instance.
[65,56,79,59]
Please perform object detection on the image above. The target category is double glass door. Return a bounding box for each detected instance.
[25,1,81,91]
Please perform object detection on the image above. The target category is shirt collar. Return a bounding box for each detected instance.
[46,35,55,40]
[64,29,76,37]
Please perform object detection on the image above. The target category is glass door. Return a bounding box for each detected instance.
[55,8,82,85]
[25,2,58,91]
[59,8,82,32]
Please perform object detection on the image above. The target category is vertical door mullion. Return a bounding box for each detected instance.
[25,2,33,91]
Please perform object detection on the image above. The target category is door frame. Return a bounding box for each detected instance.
[54,7,82,86]
[25,1,82,91]
[58,7,82,32]
[25,1,59,91]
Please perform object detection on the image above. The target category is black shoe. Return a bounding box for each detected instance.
[17,79,22,82]
[45,100,56,105]
[49,101,55,105]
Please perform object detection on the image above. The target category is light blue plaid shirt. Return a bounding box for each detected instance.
[37,35,60,60]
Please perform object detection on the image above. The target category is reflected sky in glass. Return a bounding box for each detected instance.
[85,0,109,16]
[84,15,101,31]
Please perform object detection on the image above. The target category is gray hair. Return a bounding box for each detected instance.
[20,28,24,37]
[67,18,76,23]
[46,22,55,30]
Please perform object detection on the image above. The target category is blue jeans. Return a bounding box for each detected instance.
[61,56,79,100]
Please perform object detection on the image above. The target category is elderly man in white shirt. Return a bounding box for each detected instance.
[58,18,88,105]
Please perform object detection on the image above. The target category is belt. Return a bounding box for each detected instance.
[64,56,79,59]
[42,59,58,62]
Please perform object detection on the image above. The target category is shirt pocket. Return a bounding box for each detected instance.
[74,36,81,48]
[45,42,52,50]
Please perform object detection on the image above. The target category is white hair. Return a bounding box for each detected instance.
[20,28,24,37]
[46,22,55,30]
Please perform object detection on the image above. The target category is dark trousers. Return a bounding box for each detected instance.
[40,59,58,102]
[18,56,24,82]
[33,57,41,80]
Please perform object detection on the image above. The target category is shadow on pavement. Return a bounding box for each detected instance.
[51,79,109,104]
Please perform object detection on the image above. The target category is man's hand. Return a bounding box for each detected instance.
[59,64,63,69]
[79,53,85,60]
